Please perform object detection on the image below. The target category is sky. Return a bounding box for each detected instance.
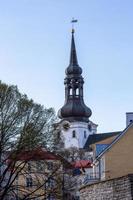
[0,0,133,133]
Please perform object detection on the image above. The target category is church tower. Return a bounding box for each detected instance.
[58,29,97,149]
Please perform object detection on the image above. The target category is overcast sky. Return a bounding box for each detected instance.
[0,0,133,132]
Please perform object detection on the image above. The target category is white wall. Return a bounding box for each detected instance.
[60,121,97,149]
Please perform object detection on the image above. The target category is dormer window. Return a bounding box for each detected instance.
[72,130,76,138]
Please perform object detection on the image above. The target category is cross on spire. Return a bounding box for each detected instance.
[71,18,78,33]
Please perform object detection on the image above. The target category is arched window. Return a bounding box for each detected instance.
[72,130,76,138]
[69,88,72,95]
[75,88,79,95]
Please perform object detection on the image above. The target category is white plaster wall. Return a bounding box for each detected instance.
[61,121,97,149]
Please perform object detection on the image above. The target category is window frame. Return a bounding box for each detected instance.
[72,130,76,138]
[26,177,33,188]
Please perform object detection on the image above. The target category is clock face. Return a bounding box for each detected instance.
[62,121,70,130]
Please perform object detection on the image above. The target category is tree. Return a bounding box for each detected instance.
[57,147,89,162]
[6,148,65,200]
[0,81,59,200]
[55,146,93,199]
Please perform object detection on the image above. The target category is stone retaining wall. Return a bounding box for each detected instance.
[80,174,133,200]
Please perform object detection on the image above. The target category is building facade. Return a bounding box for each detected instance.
[93,122,133,181]
[6,148,72,200]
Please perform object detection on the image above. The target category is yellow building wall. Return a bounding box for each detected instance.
[96,135,117,145]
[104,126,133,180]
[14,159,63,200]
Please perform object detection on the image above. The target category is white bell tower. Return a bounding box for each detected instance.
[59,121,97,149]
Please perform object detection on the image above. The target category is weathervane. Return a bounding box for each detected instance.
[71,18,78,33]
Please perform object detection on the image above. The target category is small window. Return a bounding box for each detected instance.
[46,178,55,189]
[47,162,53,170]
[27,162,31,172]
[47,194,55,200]
[36,161,43,172]
[130,120,133,123]
[84,131,87,138]
[26,177,32,187]
[72,130,76,138]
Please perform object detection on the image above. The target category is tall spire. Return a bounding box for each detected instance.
[66,29,82,75]
[69,29,78,66]
[58,28,92,122]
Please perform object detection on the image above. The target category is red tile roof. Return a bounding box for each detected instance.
[72,160,92,168]
[10,148,60,161]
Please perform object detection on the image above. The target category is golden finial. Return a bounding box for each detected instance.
[72,28,75,34]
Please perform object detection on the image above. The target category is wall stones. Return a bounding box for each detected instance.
[80,174,133,200]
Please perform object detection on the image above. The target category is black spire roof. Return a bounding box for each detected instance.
[58,30,92,122]
[66,29,82,75]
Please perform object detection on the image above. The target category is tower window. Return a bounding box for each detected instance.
[75,88,79,95]
[72,130,76,138]
[69,88,72,95]
[84,131,87,138]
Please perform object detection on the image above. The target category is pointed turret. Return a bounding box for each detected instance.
[58,30,92,122]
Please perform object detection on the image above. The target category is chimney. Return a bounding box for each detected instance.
[126,112,133,127]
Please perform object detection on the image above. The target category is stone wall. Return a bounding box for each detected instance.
[80,174,133,200]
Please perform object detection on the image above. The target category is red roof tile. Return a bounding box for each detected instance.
[10,148,60,161]
[72,160,92,168]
